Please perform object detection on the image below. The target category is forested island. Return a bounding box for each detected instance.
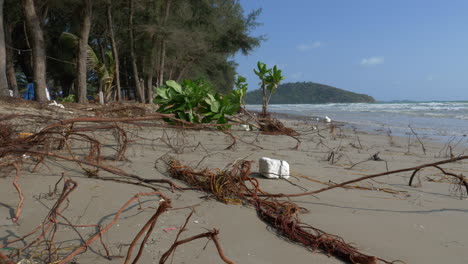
[245,81,376,104]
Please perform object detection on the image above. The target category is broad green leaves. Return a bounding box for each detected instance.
[266,65,285,93]
[234,75,248,105]
[253,61,285,116]
[166,80,182,94]
[154,79,246,128]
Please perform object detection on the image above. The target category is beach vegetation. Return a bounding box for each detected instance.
[59,94,76,103]
[1,0,262,102]
[253,62,285,116]
[154,79,245,127]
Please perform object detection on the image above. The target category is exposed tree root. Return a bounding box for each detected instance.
[167,160,393,264]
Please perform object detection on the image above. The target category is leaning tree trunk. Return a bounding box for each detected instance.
[106,0,121,101]
[0,0,10,97]
[129,0,144,103]
[5,24,18,96]
[21,0,48,101]
[157,0,172,87]
[76,0,92,103]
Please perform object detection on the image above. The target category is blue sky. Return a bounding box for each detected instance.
[234,0,468,101]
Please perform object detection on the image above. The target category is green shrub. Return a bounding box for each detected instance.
[154,79,245,127]
[60,94,76,103]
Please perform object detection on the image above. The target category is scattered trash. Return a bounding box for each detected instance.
[164,227,178,233]
[9,90,13,97]
[18,133,33,138]
[325,116,331,123]
[48,100,65,109]
[240,124,251,131]
[45,88,51,101]
[259,157,290,179]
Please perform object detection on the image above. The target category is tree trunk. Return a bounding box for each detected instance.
[146,73,153,103]
[158,40,166,87]
[144,36,157,103]
[0,0,10,97]
[5,24,18,96]
[261,83,267,117]
[157,0,173,87]
[76,0,92,103]
[129,0,144,103]
[106,1,121,101]
[21,0,48,101]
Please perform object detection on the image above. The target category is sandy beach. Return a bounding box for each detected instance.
[1,103,468,264]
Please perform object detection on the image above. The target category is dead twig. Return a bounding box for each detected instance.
[59,192,166,264]
[408,125,426,155]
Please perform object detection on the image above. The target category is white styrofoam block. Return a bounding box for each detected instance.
[259,157,290,179]
[240,124,250,131]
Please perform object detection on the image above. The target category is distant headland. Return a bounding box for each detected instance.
[245,81,376,104]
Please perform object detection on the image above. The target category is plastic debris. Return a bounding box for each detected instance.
[18,132,33,138]
[259,157,290,179]
[240,124,251,131]
[164,227,178,232]
[45,88,51,101]
[48,100,65,109]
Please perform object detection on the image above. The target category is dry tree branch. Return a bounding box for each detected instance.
[124,201,171,264]
[408,125,426,155]
[11,163,24,223]
[267,155,468,198]
[58,192,166,264]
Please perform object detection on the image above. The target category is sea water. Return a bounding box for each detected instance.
[246,101,468,141]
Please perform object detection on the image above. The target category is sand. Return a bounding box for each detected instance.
[1,104,468,264]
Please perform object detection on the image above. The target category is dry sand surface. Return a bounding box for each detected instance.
[1,104,468,264]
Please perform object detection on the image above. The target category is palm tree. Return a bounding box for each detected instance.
[59,32,117,103]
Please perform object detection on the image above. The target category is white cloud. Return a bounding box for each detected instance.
[360,57,384,66]
[297,42,322,51]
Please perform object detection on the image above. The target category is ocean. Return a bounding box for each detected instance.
[246,102,468,141]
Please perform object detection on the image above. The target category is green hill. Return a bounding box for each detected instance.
[245,82,376,104]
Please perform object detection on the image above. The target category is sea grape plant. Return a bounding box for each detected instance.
[154,79,245,127]
[254,62,285,117]
[234,75,248,105]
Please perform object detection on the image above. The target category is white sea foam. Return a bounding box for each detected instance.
[246,101,468,140]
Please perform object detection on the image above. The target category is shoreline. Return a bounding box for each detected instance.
[250,106,468,146]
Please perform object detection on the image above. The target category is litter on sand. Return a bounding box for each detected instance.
[259,157,290,179]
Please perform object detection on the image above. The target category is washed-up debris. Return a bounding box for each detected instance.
[259,157,290,179]
[48,100,65,109]
[167,159,389,264]
[240,124,251,131]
